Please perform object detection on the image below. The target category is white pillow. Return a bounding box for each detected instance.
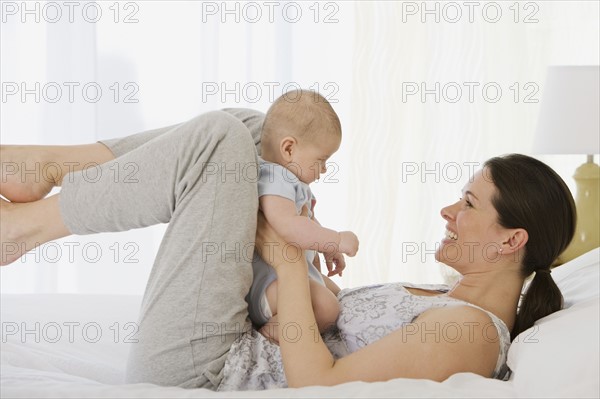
[508,298,599,398]
[552,248,600,307]
[508,248,600,398]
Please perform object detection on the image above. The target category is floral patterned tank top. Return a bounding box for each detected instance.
[218,282,511,391]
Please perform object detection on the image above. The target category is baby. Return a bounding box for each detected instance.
[246,89,359,343]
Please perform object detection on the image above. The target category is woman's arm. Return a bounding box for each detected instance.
[256,213,501,387]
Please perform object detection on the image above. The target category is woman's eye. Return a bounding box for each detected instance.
[460,197,473,208]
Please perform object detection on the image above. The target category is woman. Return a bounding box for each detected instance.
[0,107,575,390]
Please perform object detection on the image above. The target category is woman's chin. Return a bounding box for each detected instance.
[435,254,454,268]
[436,240,462,264]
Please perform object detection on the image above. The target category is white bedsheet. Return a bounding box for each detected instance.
[0,294,515,398]
[2,248,599,398]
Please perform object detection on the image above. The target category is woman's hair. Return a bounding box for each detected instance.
[483,154,576,340]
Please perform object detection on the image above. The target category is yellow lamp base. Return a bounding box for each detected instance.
[556,160,600,265]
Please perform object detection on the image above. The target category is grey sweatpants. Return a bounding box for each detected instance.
[58,109,265,389]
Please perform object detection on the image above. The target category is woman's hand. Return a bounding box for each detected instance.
[255,211,304,272]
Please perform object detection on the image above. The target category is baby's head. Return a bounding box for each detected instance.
[261,89,342,184]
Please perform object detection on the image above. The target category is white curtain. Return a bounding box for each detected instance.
[345,1,599,287]
[1,1,598,294]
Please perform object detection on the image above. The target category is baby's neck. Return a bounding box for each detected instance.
[260,150,284,166]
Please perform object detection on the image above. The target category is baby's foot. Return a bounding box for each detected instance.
[0,145,58,203]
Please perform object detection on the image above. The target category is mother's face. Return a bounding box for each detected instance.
[435,168,510,272]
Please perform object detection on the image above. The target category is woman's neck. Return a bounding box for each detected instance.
[446,268,524,332]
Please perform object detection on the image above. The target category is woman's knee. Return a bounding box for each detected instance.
[182,111,259,191]
[186,110,256,159]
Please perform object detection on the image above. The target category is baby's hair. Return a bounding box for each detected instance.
[261,89,341,153]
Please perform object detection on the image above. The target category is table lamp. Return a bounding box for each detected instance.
[533,65,600,264]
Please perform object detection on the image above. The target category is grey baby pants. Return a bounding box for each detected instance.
[58,109,265,390]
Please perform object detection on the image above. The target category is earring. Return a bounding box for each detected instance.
[499,248,503,254]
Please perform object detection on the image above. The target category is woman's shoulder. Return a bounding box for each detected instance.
[416,302,500,327]
[365,304,505,380]
[413,302,511,380]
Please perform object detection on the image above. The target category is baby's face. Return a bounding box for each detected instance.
[290,133,340,184]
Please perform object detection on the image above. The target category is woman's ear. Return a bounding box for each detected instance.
[279,136,296,162]
[502,228,529,254]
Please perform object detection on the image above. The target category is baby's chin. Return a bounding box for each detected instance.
[301,176,318,184]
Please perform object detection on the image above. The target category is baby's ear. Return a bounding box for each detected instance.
[279,136,296,160]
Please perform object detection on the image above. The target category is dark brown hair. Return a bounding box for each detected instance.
[483,154,576,340]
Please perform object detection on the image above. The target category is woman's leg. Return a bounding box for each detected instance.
[98,123,183,158]
[99,108,264,158]
[2,110,260,389]
[0,143,115,202]
[0,109,264,204]
[93,111,259,388]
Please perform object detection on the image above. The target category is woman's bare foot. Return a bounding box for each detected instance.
[1,198,31,265]
[0,145,59,203]
[0,195,70,266]
[1,143,115,203]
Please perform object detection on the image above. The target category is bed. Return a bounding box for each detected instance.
[1,248,598,398]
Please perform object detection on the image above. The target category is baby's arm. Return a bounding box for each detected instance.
[312,214,346,277]
[260,195,341,253]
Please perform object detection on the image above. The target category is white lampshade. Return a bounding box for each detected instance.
[533,66,600,155]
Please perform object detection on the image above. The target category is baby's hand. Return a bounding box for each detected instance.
[324,251,346,277]
[338,231,359,257]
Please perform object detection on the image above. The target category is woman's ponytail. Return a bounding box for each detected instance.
[511,270,563,340]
